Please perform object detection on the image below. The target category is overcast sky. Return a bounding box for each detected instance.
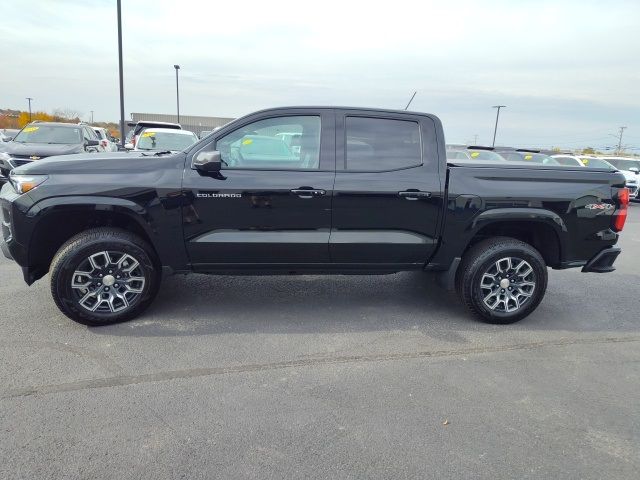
[2,0,639,149]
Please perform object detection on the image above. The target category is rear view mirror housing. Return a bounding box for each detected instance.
[194,151,222,172]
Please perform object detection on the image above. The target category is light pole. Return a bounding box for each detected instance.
[616,126,627,154]
[174,65,180,123]
[117,0,126,148]
[491,105,506,147]
[26,97,33,122]
[90,110,94,123]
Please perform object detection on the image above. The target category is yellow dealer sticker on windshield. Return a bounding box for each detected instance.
[582,159,589,165]
[142,132,155,137]
[470,152,480,158]
[524,154,533,160]
[23,126,39,133]
[242,138,253,145]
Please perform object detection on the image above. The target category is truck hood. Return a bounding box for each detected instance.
[2,141,85,158]
[12,151,177,175]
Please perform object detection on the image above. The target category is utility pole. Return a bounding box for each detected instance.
[404,91,417,110]
[491,105,506,147]
[26,97,33,122]
[616,126,627,154]
[473,134,479,145]
[174,65,181,123]
[117,0,126,148]
[90,110,94,123]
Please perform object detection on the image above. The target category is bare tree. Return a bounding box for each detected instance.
[52,108,83,122]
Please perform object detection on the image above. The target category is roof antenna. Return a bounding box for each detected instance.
[404,91,417,110]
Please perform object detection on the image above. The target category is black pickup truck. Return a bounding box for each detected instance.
[0,107,630,326]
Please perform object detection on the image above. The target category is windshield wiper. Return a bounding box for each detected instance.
[153,150,174,156]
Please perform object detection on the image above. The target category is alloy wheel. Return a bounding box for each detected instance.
[480,256,536,313]
[71,251,146,313]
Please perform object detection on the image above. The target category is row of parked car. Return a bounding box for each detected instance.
[447,145,639,200]
[0,121,202,182]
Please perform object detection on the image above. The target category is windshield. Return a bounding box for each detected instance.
[467,150,506,161]
[13,125,82,144]
[580,157,615,169]
[136,131,197,151]
[499,152,560,165]
[604,159,640,171]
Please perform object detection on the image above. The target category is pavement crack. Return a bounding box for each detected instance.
[2,335,639,400]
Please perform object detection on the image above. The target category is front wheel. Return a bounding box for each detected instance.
[456,237,548,324]
[50,228,161,326]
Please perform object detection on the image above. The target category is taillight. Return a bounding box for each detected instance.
[612,187,629,232]
[100,140,108,147]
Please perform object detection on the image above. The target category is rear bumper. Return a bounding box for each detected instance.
[581,247,621,273]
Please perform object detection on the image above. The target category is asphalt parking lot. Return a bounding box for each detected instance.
[0,205,638,479]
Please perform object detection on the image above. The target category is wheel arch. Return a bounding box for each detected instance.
[465,208,566,268]
[25,197,159,284]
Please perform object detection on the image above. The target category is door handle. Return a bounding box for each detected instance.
[291,188,326,198]
[398,190,431,200]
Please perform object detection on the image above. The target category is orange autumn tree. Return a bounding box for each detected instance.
[17,111,56,128]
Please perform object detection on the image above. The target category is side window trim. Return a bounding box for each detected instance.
[342,114,423,173]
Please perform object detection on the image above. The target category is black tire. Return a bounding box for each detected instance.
[50,228,161,326]
[456,236,548,324]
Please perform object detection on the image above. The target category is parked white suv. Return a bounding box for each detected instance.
[572,156,638,199]
[597,157,640,200]
[92,127,118,152]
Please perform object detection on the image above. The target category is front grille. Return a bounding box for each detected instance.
[9,159,32,168]
[9,154,48,160]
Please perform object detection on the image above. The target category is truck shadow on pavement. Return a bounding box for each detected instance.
[92,269,639,339]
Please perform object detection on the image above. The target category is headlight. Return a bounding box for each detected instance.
[9,174,48,194]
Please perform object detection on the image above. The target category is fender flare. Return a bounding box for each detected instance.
[470,207,567,233]
[468,207,567,261]
[25,195,157,264]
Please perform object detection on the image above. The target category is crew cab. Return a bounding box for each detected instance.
[0,107,629,326]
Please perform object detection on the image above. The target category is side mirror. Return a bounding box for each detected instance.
[124,143,134,150]
[629,167,639,174]
[86,139,100,147]
[194,151,222,172]
[3,137,12,142]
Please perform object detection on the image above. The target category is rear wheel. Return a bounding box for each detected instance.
[456,237,548,324]
[50,228,160,326]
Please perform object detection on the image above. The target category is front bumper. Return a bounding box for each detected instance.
[0,182,29,268]
[0,237,12,260]
[581,247,621,273]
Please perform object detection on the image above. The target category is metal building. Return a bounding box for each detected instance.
[130,113,235,136]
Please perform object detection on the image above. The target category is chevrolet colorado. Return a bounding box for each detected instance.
[0,107,629,326]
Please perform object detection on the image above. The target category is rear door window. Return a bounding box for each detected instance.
[345,117,421,171]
